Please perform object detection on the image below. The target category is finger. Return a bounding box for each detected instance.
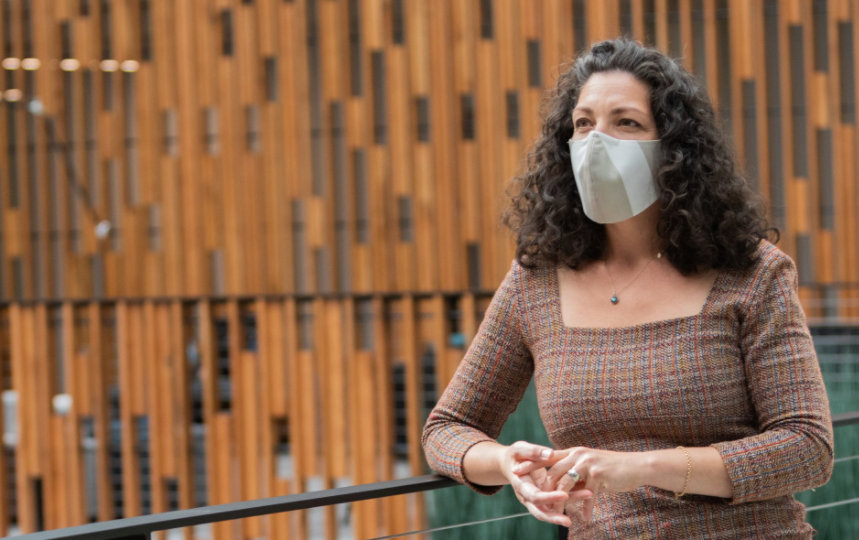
[556,472,588,493]
[510,441,554,464]
[511,459,548,476]
[524,502,573,528]
[563,490,593,519]
[515,478,569,505]
[546,457,580,488]
[568,488,593,501]
[511,459,532,475]
[581,495,596,522]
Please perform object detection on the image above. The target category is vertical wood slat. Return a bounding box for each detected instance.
[89,302,114,523]
[10,305,35,533]
[0,309,9,533]
[116,302,141,518]
[60,303,85,528]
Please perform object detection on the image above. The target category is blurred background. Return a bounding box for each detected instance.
[0,0,857,538]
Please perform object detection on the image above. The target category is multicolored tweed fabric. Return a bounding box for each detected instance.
[422,241,834,539]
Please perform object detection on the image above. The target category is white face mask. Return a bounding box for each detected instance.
[569,131,662,224]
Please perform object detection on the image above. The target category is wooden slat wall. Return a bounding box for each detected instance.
[0,294,481,538]
[1,0,859,538]
[0,0,854,315]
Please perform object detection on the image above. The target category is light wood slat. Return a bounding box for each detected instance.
[348,349,377,539]
[255,0,277,56]
[654,0,670,51]
[475,30,503,290]
[679,0,693,66]
[196,301,234,540]
[33,305,54,520]
[10,306,36,532]
[544,0,574,74]
[60,303,85,527]
[89,302,114,523]
[296,347,318,479]
[372,296,395,535]
[49,415,66,529]
[320,0,346,101]
[264,301,288,416]
[368,145,393,291]
[253,299,274,539]
[172,3,205,296]
[397,297,421,476]
[428,0,463,291]
[212,413,240,540]
[239,349,263,538]
[140,301,165,516]
[339,296,376,536]
[0,309,9,533]
[259,97,289,292]
[270,478,292,540]
[747,1,771,215]
[281,298,306,540]
[322,300,347,478]
[363,0,386,49]
[215,49,244,294]
[591,0,621,39]
[151,0,183,295]
[272,0,309,291]
[770,0,795,256]
[115,301,141,517]
[452,0,480,256]
[0,99,10,299]
[407,0,438,291]
[833,1,855,307]
[395,297,427,536]
[223,299,253,536]
[236,4,263,294]
[389,44,416,292]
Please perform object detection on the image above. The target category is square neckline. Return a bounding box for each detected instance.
[548,264,725,333]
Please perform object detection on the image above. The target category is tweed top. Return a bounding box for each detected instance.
[422,241,833,539]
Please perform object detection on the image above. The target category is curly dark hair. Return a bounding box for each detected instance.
[504,38,776,274]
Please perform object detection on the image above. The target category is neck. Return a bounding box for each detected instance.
[603,203,661,265]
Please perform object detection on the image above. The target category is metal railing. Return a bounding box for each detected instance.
[9,410,859,540]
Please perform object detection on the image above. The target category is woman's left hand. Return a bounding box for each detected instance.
[544,447,649,522]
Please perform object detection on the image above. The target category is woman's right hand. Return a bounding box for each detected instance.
[502,441,591,527]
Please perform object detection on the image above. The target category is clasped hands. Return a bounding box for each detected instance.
[501,441,646,528]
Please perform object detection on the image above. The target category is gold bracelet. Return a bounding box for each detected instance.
[674,446,692,500]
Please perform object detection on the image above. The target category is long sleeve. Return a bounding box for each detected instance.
[712,248,834,504]
[421,262,534,494]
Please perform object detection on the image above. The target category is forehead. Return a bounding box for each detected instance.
[575,70,652,110]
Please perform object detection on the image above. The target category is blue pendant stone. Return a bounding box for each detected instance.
[611,295,619,304]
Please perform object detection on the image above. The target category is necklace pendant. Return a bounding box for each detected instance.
[610,295,619,305]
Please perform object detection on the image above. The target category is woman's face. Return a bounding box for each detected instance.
[571,70,658,141]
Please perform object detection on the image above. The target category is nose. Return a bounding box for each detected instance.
[591,119,609,134]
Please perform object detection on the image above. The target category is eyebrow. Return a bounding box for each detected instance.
[572,105,649,116]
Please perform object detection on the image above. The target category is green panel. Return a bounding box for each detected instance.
[427,381,556,538]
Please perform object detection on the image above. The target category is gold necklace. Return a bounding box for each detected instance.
[603,252,662,305]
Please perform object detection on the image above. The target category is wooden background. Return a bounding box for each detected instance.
[0,0,858,538]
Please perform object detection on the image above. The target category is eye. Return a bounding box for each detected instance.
[618,118,642,128]
[573,117,592,130]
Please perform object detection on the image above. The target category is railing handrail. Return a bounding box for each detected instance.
[9,410,859,540]
[10,475,458,540]
[833,409,859,428]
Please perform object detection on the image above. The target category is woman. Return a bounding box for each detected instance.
[421,38,833,538]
